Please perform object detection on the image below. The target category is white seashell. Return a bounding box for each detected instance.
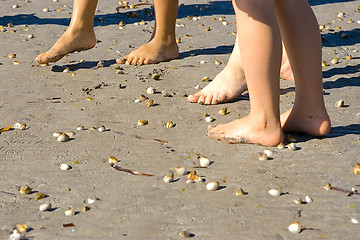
[9,229,22,240]
[288,222,301,234]
[76,126,86,131]
[175,167,187,176]
[293,199,302,205]
[39,202,52,211]
[108,156,119,164]
[186,179,195,184]
[65,131,75,138]
[17,124,26,130]
[214,60,222,65]
[13,122,22,129]
[60,163,70,171]
[204,116,214,122]
[42,8,50,12]
[97,125,106,132]
[163,174,174,183]
[199,156,211,167]
[12,4,19,8]
[53,132,63,137]
[87,197,96,204]
[323,183,332,191]
[268,189,281,196]
[64,208,75,216]
[206,181,219,191]
[222,21,228,25]
[134,99,141,103]
[165,121,175,128]
[277,142,285,149]
[335,99,344,108]
[194,85,201,90]
[138,120,148,126]
[194,176,205,182]
[179,230,190,238]
[235,188,245,196]
[161,91,170,97]
[16,224,28,233]
[200,60,206,64]
[264,149,274,158]
[351,218,359,224]
[27,34,34,39]
[287,142,297,151]
[57,133,69,142]
[305,196,313,203]
[331,58,339,64]
[146,87,155,94]
[258,154,268,161]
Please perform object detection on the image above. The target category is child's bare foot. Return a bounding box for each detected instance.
[281,107,331,137]
[279,53,294,81]
[35,28,97,64]
[207,116,283,146]
[117,38,179,66]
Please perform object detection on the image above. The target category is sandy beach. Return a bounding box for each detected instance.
[1,0,360,239]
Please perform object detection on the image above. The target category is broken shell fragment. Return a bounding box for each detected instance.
[263,149,274,158]
[258,154,268,161]
[201,77,210,82]
[277,142,285,149]
[39,202,52,212]
[321,60,327,67]
[199,156,212,167]
[323,183,332,191]
[152,74,160,80]
[288,222,301,234]
[331,58,339,64]
[164,121,175,128]
[146,87,155,94]
[34,192,45,200]
[188,171,196,180]
[60,163,70,171]
[8,53,16,58]
[97,125,106,132]
[293,199,303,205]
[218,108,229,115]
[9,229,22,240]
[19,185,32,194]
[108,156,119,164]
[145,99,154,107]
[351,218,359,224]
[163,173,174,183]
[206,181,220,191]
[65,131,75,138]
[305,195,313,203]
[57,133,69,142]
[13,122,21,129]
[204,116,214,122]
[175,167,187,176]
[138,120,148,126]
[353,163,360,174]
[178,230,190,238]
[76,125,86,131]
[87,197,96,204]
[335,99,344,108]
[81,206,91,212]
[268,189,281,196]
[287,142,297,151]
[161,91,170,97]
[16,224,28,233]
[235,188,245,196]
[12,61,20,65]
[214,60,222,65]
[64,208,75,216]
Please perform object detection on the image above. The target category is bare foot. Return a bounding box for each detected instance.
[187,41,247,105]
[35,28,96,64]
[117,38,179,66]
[207,116,283,146]
[279,52,294,81]
[281,107,331,137]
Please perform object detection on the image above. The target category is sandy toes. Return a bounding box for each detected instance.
[35,29,97,64]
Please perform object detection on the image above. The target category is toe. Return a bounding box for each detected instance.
[131,56,140,65]
[211,93,219,105]
[143,58,150,65]
[125,56,134,65]
[187,93,200,103]
[204,94,213,105]
[198,95,205,105]
[217,93,226,103]
[137,57,145,66]
[116,58,125,64]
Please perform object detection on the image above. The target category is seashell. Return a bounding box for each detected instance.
[161,91,170,97]
[13,122,22,129]
[331,58,339,64]
[204,116,214,122]
[321,60,327,67]
[277,142,285,149]
[305,195,313,203]
[34,192,45,200]
[108,156,119,164]
[60,163,70,171]
[258,154,268,161]
[178,230,190,238]
[175,167,187,176]
[235,188,245,196]
[201,77,210,82]
[13,61,20,65]
[7,23,13,28]
[18,124,26,130]
[268,188,281,196]
[12,4,19,8]
[186,179,195,184]
[8,53,16,58]
[194,175,205,182]
[81,206,91,212]
[287,142,297,151]
[353,163,360,174]
[19,185,32,194]
[293,199,303,205]
[323,183,332,191]
[351,218,359,224]
[288,222,301,234]
[200,60,206,64]
[165,121,175,128]
[335,99,344,108]
[77,125,86,131]
[42,7,50,12]
[218,108,229,115]
[87,197,96,204]
[145,99,154,107]
[199,156,211,167]
[138,120,148,126]
[222,21,228,25]
[64,208,75,216]
[146,87,155,94]
[65,131,75,138]
[206,181,219,191]
[16,224,28,233]
[288,135,297,142]
[214,60,222,65]
[341,33,349,39]
[39,202,52,211]
[163,173,174,183]
[188,171,196,180]
[63,67,70,73]
[263,149,274,158]
[97,125,106,132]
[86,97,93,101]
[176,37,182,43]
[27,34,34,39]
[152,74,160,80]
[57,133,69,142]
[9,229,22,240]
[205,27,211,31]
[194,85,201,90]
[346,55,352,60]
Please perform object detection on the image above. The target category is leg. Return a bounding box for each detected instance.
[276,0,331,136]
[207,0,283,146]
[35,0,98,64]
[117,0,179,65]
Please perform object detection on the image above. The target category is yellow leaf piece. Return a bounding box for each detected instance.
[0,125,12,132]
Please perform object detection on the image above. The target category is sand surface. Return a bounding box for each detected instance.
[0,0,360,239]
